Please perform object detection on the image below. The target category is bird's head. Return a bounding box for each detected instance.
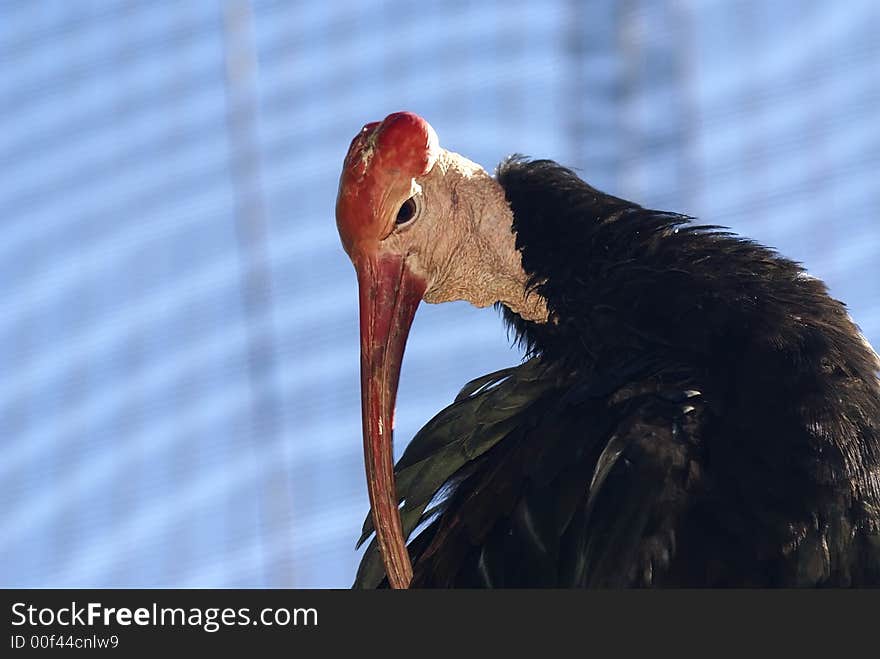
[335,111,547,588]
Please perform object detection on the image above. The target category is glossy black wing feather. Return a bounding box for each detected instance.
[353,357,557,588]
[564,394,703,587]
[355,357,549,549]
[405,371,697,587]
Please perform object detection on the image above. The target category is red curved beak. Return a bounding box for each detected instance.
[355,252,426,589]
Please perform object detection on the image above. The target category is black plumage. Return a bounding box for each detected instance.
[355,157,880,587]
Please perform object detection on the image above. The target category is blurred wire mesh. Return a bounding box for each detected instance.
[1,0,878,587]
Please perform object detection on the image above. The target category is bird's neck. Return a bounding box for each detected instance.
[421,150,550,323]
[494,156,687,367]
[493,157,880,386]
[480,205,550,324]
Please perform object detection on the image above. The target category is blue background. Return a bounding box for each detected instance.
[2,1,878,587]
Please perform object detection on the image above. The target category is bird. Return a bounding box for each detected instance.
[334,111,880,588]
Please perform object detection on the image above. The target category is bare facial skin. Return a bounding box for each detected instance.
[380,149,550,323]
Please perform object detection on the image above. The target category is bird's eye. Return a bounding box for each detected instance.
[396,197,417,225]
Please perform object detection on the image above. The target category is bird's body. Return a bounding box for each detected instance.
[336,113,880,588]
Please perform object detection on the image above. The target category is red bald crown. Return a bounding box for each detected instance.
[336,112,440,256]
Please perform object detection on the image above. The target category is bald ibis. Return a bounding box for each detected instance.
[335,111,880,588]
